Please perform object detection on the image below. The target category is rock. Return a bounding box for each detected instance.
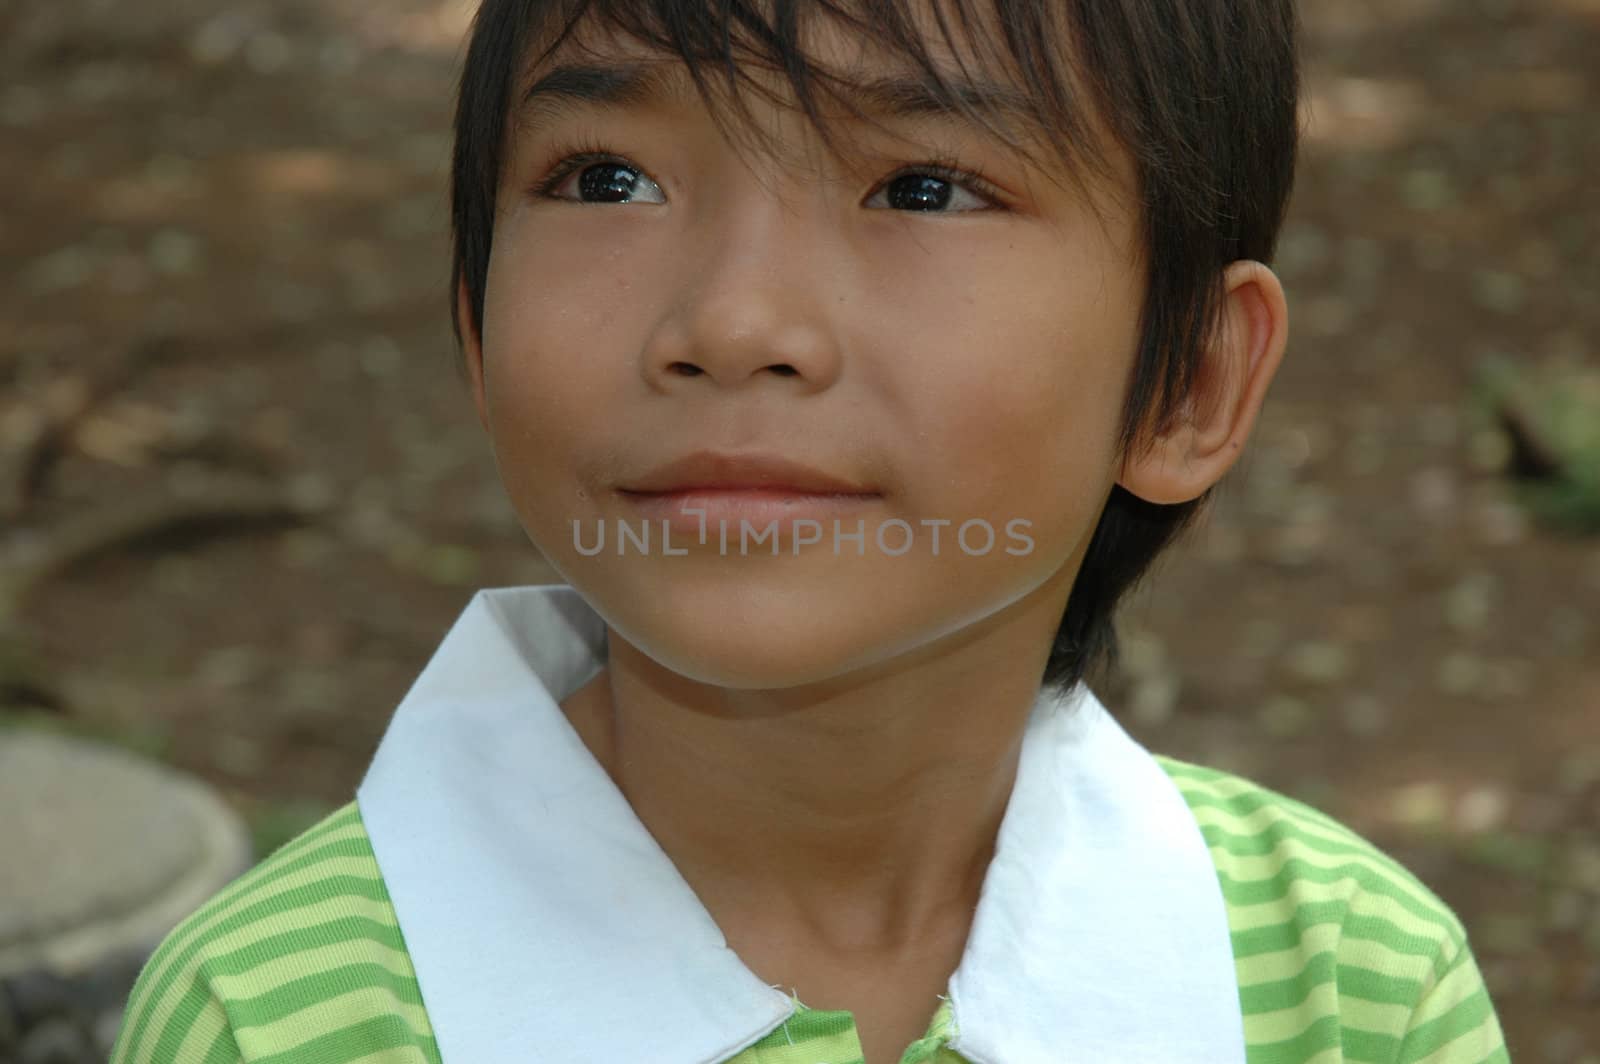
[1568,843,1600,894]
[1338,694,1390,737]
[1130,672,1181,727]
[1304,294,1353,337]
[91,1008,124,1057]
[1401,167,1456,211]
[1435,652,1485,696]
[1116,627,1167,678]
[1268,522,1327,567]
[1444,571,1495,633]
[1472,269,1527,313]
[1239,619,1283,661]
[1547,607,1590,652]
[26,246,95,293]
[211,731,268,777]
[197,645,265,692]
[1547,890,1586,934]
[1283,640,1351,685]
[146,228,200,276]
[1274,221,1329,276]
[0,733,253,1062]
[1472,495,1527,544]
[244,32,293,74]
[3,969,74,1028]
[1412,232,1453,270]
[1467,428,1512,474]
[0,731,253,979]
[1201,523,1245,563]
[1479,912,1541,956]
[17,1017,89,1064]
[0,985,17,1053]
[1257,695,1314,738]
[1482,659,1533,699]
[1539,1026,1585,1064]
[1411,467,1459,517]
[1455,786,1510,834]
[1419,403,1459,449]
[1556,749,1600,796]
[1342,431,1385,475]
[1390,782,1449,829]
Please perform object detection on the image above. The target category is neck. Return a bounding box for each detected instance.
[558,566,1074,955]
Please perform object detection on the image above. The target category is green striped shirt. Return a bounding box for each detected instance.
[110,758,1508,1064]
[110,586,1510,1063]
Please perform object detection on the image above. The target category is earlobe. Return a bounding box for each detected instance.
[1116,260,1289,506]
[457,277,490,434]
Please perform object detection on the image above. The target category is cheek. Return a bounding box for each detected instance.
[906,377,1115,561]
[481,228,632,426]
[477,250,619,522]
[887,267,1135,530]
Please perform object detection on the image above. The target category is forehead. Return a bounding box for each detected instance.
[511,8,1057,152]
[503,2,1136,224]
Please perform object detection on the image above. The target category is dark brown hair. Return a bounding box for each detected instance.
[447,0,1301,696]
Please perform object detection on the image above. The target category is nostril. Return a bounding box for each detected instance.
[665,362,797,377]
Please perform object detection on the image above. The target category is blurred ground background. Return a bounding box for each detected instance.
[2,0,1597,1058]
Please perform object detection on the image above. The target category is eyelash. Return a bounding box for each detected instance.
[530,132,1008,209]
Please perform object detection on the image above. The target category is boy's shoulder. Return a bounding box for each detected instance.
[109,763,1509,1064]
[1152,752,1464,922]
[1153,754,1510,1064]
[109,800,442,1064]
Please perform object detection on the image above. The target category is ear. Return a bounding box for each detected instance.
[1117,260,1289,505]
[458,275,490,435]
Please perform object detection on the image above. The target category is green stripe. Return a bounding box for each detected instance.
[137,880,398,1064]
[1209,855,1462,936]
[1236,948,1335,1013]
[220,954,426,1028]
[1159,757,1506,1063]
[1182,793,1424,890]
[1242,1011,1344,1062]
[252,1013,439,1064]
[1229,902,1450,964]
[1188,802,1407,867]
[1334,961,1436,1009]
[1341,1023,1406,1063]
[202,1020,241,1064]
[112,761,1509,1064]
[1395,947,1500,1063]
[121,829,380,1061]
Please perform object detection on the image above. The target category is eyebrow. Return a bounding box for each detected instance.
[515,59,1042,138]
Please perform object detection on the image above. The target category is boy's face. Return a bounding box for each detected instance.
[465,15,1148,688]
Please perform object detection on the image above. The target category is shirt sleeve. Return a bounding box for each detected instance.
[1393,937,1511,1064]
[108,946,245,1064]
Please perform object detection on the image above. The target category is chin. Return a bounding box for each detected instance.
[570,576,886,690]
[634,607,882,690]
[646,651,845,691]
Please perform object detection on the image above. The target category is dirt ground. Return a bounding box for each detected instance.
[3,0,1597,1057]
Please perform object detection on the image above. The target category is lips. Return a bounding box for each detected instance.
[619,450,878,496]
[619,486,882,543]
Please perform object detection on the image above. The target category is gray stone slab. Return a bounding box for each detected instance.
[0,729,253,979]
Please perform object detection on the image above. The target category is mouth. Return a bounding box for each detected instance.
[619,450,878,497]
[616,486,882,540]
[617,487,878,499]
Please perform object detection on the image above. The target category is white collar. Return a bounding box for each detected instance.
[357,584,1246,1064]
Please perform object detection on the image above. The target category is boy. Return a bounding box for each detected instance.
[112,0,1512,1060]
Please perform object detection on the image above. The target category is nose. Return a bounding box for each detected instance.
[640,192,845,393]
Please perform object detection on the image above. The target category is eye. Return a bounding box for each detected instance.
[533,142,1006,213]
[863,157,1003,213]
[536,151,667,205]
